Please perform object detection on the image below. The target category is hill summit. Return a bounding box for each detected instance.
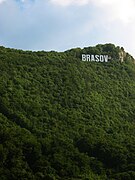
[65,43,134,62]
[0,44,135,180]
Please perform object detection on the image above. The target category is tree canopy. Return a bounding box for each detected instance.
[0,44,135,179]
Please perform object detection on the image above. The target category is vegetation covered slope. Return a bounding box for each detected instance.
[0,44,135,180]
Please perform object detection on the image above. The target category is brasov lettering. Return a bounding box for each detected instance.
[82,54,110,62]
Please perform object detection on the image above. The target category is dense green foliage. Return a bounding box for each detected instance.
[0,44,135,179]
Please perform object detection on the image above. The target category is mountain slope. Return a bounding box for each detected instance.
[0,44,135,180]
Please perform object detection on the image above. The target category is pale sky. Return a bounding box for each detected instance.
[0,0,135,57]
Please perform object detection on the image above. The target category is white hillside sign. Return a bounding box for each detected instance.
[82,54,110,62]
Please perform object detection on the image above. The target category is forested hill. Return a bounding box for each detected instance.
[0,44,135,180]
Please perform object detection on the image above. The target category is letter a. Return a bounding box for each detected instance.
[91,55,95,61]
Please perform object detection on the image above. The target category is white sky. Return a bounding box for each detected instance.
[0,0,135,57]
